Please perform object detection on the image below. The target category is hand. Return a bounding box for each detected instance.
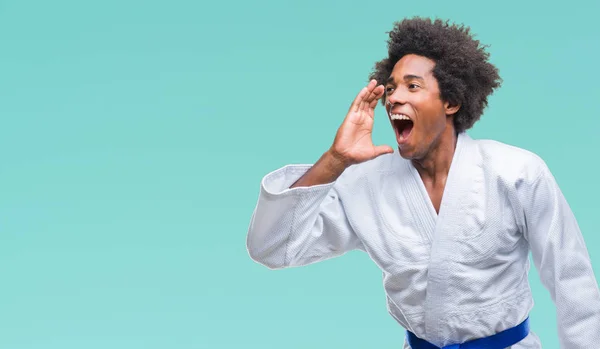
[329,79,394,167]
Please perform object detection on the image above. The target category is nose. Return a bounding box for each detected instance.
[386,87,407,108]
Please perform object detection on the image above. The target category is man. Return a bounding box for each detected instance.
[245,17,600,348]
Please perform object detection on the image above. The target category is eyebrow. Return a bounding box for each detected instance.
[386,74,425,84]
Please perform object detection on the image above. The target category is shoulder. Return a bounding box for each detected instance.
[467,134,549,185]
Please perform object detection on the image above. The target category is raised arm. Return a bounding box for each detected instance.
[246,80,393,269]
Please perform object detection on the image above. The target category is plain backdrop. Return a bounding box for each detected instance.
[1,0,599,348]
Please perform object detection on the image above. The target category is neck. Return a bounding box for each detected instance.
[411,125,458,182]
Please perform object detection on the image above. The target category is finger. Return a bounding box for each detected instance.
[368,86,385,108]
[358,86,378,113]
[368,85,385,103]
[366,79,378,91]
[350,86,369,113]
[364,82,383,102]
[352,80,377,113]
[374,145,394,156]
[362,85,385,112]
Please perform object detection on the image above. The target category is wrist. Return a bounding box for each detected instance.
[324,149,350,176]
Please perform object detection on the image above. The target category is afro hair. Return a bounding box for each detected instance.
[369,17,502,133]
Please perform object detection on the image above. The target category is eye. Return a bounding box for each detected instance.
[408,83,420,89]
[385,86,395,94]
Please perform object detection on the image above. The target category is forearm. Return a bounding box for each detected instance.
[247,163,361,269]
[290,149,348,188]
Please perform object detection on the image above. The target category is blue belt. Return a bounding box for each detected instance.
[406,317,529,349]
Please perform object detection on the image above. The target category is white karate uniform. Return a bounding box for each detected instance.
[246,132,600,348]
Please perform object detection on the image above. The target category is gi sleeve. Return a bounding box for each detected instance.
[522,161,600,347]
[246,164,364,270]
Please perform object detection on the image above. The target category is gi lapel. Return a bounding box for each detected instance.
[401,132,470,242]
[420,132,487,346]
[399,158,438,244]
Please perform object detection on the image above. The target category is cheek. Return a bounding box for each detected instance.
[416,109,445,136]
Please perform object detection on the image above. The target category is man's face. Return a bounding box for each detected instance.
[384,54,458,159]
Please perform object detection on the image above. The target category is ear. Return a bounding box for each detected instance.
[444,100,460,116]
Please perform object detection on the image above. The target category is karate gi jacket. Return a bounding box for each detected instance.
[246,132,600,348]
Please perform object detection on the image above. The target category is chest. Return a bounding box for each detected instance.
[422,180,446,214]
[349,168,525,268]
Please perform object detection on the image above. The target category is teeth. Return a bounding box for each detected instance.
[390,113,411,121]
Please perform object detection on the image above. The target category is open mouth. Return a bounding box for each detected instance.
[390,113,414,142]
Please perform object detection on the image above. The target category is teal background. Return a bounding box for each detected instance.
[1,0,598,348]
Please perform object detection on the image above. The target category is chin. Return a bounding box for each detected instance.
[397,145,417,159]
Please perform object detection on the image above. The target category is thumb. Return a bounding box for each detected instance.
[373,145,394,157]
